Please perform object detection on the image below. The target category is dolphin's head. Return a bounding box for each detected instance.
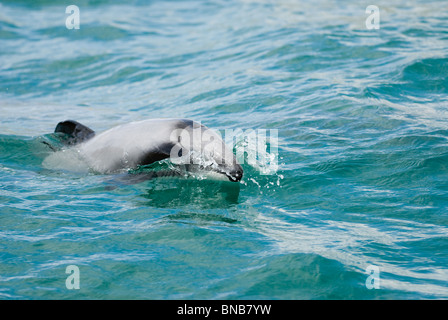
[170,121,243,182]
[197,125,243,182]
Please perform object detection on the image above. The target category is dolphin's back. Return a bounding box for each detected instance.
[79,119,191,173]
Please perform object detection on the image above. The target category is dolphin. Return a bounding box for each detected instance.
[46,118,243,182]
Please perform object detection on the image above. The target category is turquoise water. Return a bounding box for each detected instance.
[1,0,448,299]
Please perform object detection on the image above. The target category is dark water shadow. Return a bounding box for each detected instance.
[136,177,241,209]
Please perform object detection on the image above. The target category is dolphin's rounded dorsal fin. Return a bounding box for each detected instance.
[54,120,95,145]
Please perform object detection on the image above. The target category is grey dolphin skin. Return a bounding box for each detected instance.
[53,118,243,182]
